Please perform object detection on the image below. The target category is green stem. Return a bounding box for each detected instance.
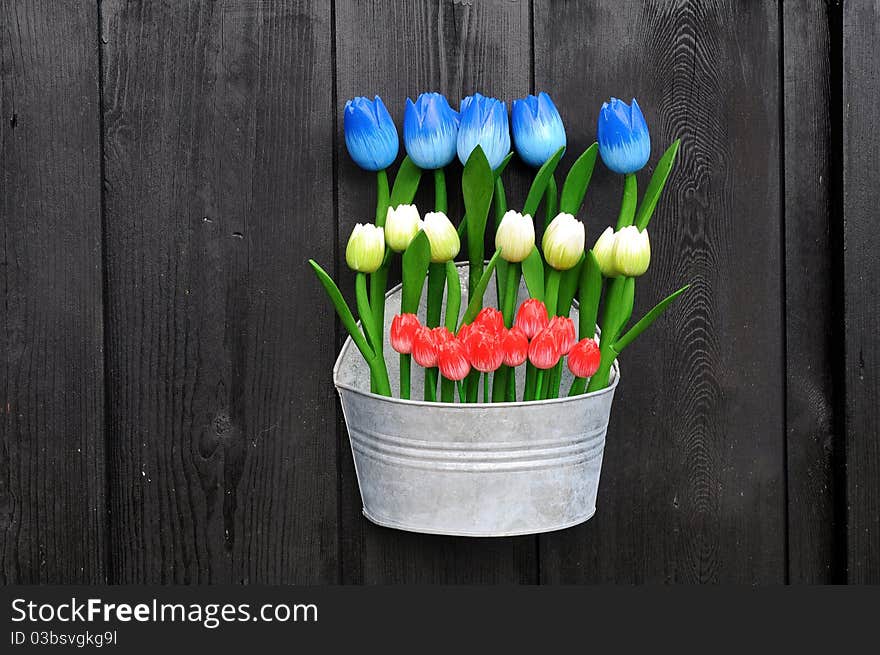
[426,263,445,328]
[466,369,480,403]
[356,273,390,394]
[369,259,389,362]
[544,268,561,316]
[441,376,454,403]
[493,176,508,228]
[543,173,558,230]
[376,169,390,226]
[507,368,516,402]
[568,376,587,397]
[534,370,546,401]
[547,360,564,399]
[524,363,537,401]
[483,372,490,403]
[425,368,438,402]
[501,262,519,327]
[400,354,411,400]
[434,168,447,214]
[444,260,461,331]
[457,381,466,403]
[492,261,521,402]
[615,173,637,230]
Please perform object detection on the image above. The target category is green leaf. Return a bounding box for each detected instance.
[614,284,690,352]
[521,246,545,302]
[556,254,584,317]
[389,155,423,208]
[578,251,602,339]
[309,260,374,360]
[356,273,381,355]
[401,231,431,314]
[559,143,598,215]
[494,152,514,178]
[523,146,565,218]
[459,249,502,329]
[462,146,494,295]
[634,139,680,231]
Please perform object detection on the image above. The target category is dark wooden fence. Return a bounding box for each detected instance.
[1,0,877,584]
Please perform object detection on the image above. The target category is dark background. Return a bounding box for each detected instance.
[1,0,876,584]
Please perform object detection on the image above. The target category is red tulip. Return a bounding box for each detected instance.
[474,306,505,336]
[515,298,549,339]
[502,326,529,367]
[390,313,421,354]
[431,326,454,346]
[528,327,560,369]
[457,321,472,344]
[548,316,577,355]
[437,340,471,381]
[568,338,601,378]
[464,326,504,373]
[412,326,438,368]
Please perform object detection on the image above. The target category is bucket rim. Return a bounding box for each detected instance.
[333,265,621,408]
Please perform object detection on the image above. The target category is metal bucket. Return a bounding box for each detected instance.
[333,264,619,537]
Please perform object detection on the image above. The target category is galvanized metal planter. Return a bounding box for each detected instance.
[333,264,619,537]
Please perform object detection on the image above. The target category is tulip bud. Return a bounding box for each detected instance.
[422,211,461,263]
[495,210,535,263]
[404,93,460,170]
[464,326,504,373]
[511,92,567,168]
[437,340,471,381]
[528,327,560,370]
[457,93,511,170]
[474,307,505,337]
[345,223,385,273]
[385,204,422,252]
[343,96,399,171]
[567,338,601,378]
[542,213,585,270]
[502,326,529,367]
[515,298,549,339]
[612,225,651,277]
[548,316,577,355]
[592,226,619,277]
[412,327,438,368]
[597,97,650,175]
[390,313,421,355]
[431,326,454,346]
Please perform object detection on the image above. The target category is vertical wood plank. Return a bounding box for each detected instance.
[843,0,880,584]
[0,0,106,583]
[102,0,337,583]
[534,0,786,583]
[783,0,842,584]
[334,0,536,583]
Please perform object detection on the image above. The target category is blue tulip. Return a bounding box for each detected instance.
[403,93,460,170]
[596,97,650,174]
[456,93,510,170]
[343,95,399,171]
[511,92,566,168]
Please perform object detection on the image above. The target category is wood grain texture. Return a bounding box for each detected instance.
[0,0,106,583]
[843,0,880,584]
[535,0,786,583]
[783,0,842,584]
[334,0,536,583]
[101,0,337,583]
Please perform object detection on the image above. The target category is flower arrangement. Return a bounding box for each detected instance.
[311,92,687,404]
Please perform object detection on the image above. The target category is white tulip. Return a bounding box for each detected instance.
[592,226,619,277]
[385,204,422,252]
[422,211,461,263]
[495,210,535,263]
[345,223,385,273]
[612,225,651,277]
[541,212,585,270]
